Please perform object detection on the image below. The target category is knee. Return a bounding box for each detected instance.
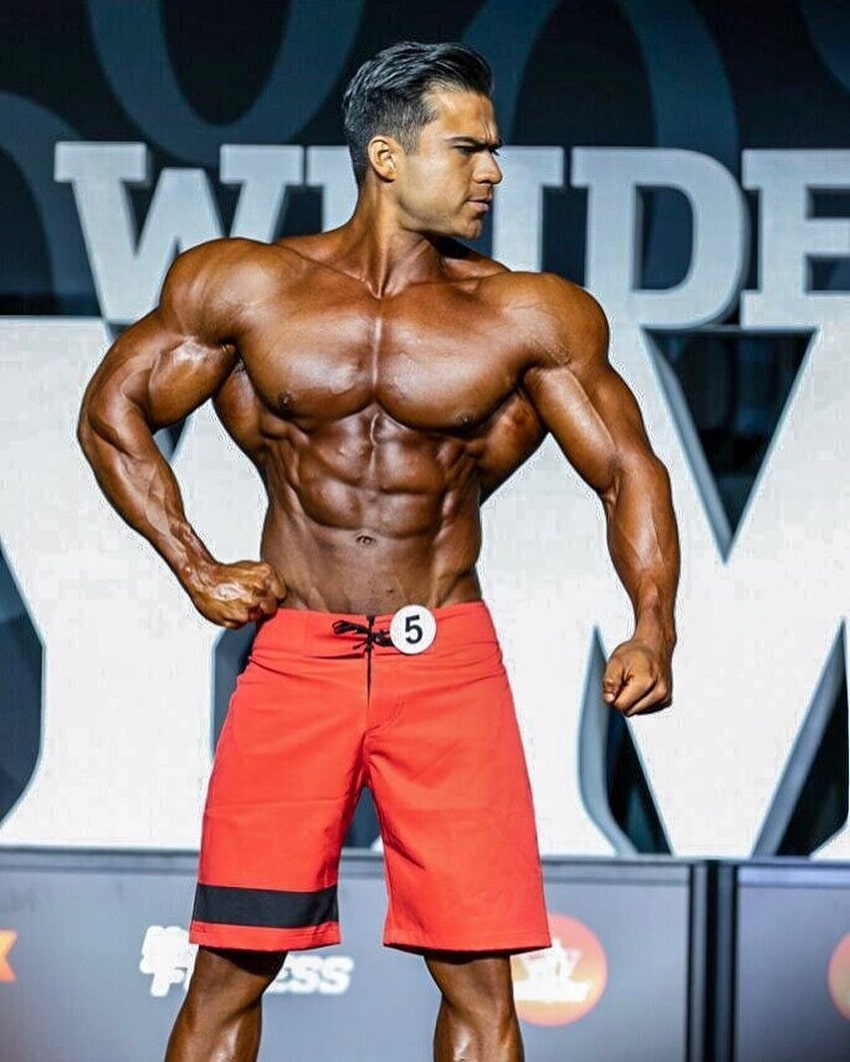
[441,987,517,1062]
[431,955,517,1028]
[447,984,515,1030]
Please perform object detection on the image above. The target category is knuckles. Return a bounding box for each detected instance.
[190,559,284,627]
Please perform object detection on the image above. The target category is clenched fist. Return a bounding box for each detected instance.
[184,559,287,628]
[602,637,673,717]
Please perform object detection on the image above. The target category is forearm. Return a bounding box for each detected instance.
[78,403,213,588]
[603,454,679,651]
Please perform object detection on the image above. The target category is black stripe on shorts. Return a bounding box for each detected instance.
[193,882,338,929]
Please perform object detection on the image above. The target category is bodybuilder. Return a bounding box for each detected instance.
[78,41,679,1062]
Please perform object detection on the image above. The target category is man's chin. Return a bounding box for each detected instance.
[421,221,483,243]
[452,219,484,241]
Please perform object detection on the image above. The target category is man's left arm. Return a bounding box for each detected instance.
[520,276,680,717]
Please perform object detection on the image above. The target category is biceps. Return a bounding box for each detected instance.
[84,313,237,432]
[523,363,652,496]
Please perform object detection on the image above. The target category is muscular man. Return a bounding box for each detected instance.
[78,41,678,1062]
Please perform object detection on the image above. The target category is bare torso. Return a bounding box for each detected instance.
[213,235,545,614]
[78,209,676,708]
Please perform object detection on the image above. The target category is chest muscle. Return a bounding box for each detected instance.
[238,288,517,433]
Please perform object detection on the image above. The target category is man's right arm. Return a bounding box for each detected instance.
[78,240,285,628]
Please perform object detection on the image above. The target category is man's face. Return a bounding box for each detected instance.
[392,88,503,239]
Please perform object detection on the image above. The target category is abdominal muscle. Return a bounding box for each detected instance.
[255,417,486,615]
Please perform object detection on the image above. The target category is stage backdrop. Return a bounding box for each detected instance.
[1,1,850,862]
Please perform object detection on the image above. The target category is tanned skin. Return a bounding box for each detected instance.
[79,88,679,1062]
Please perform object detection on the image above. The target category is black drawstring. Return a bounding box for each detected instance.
[331,617,393,651]
[332,616,392,694]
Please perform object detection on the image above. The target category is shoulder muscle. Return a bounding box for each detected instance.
[157,237,280,344]
[501,273,609,373]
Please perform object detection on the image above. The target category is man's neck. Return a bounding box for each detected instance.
[331,193,447,297]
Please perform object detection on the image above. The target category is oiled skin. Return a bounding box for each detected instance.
[78,87,679,1062]
[212,236,549,613]
[79,230,675,649]
[78,90,678,692]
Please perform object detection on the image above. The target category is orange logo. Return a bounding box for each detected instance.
[511,913,607,1026]
[0,931,17,983]
[828,933,850,1020]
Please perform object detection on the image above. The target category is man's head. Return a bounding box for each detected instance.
[343,41,494,187]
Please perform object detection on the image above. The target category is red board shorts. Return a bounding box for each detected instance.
[190,601,551,954]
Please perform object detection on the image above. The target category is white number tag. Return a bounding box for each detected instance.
[389,605,437,655]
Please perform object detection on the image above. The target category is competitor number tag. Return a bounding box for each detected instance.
[389,605,437,655]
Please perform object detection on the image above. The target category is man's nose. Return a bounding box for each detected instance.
[476,152,503,185]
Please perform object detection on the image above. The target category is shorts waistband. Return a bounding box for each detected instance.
[252,600,496,658]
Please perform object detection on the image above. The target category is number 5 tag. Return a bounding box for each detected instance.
[389,605,437,655]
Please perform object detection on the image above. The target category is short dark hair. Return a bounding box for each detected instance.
[342,41,493,186]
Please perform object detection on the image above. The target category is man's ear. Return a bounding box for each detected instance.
[367,136,400,182]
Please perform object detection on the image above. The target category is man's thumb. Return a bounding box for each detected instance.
[602,657,625,702]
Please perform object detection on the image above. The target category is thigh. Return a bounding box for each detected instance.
[368,633,550,953]
[192,645,367,952]
[208,648,365,815]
